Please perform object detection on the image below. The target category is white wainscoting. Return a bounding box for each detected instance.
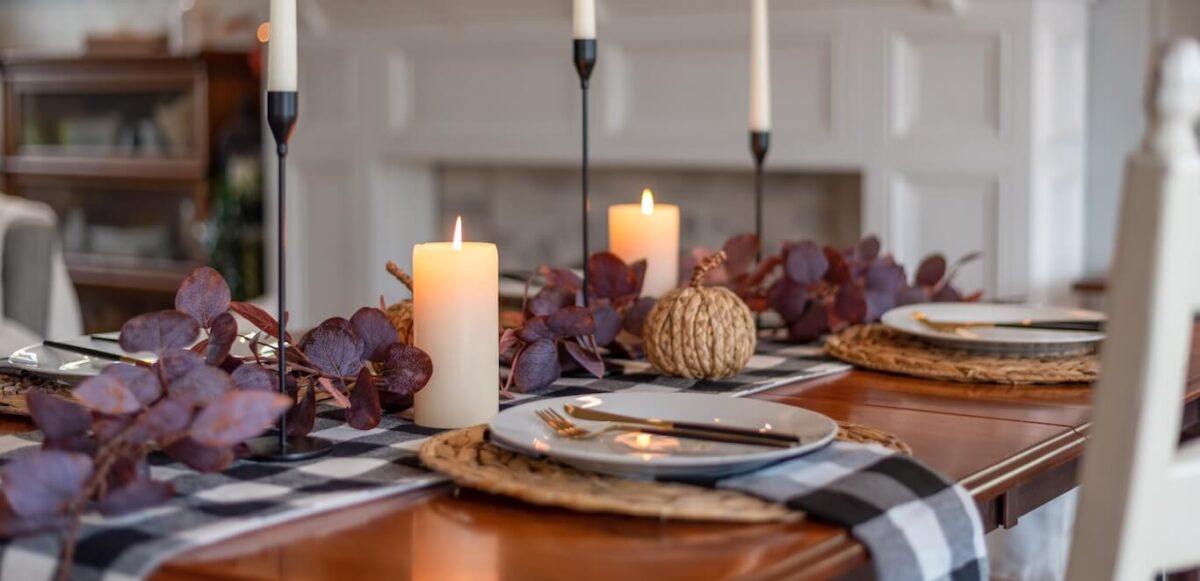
[283,0,1090,325]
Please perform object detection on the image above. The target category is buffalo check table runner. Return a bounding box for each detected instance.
[719,442,989,581]
[0,342,984,580]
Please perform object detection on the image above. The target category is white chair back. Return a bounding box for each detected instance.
[1067,39,1200,581]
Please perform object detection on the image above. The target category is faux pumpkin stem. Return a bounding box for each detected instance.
[386,261,414,293]
[690,251,727,288]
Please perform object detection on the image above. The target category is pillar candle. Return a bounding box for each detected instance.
[608,189,680,297]
[574,0,596,40]
[413,217,499,428]
[268,0,297,92]
[749,0,771,132]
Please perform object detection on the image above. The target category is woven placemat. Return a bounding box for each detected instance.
[825,324,1097,385]
[0,373,71,416]
[418,422,910,522]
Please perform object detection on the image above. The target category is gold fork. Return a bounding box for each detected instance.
[534,408,792,447]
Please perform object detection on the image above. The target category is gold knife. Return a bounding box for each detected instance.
[564,404,800,444]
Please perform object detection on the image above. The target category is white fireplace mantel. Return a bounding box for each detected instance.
[284,0,1088,325]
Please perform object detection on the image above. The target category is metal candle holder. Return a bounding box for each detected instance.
[574,38,596,305]
[247,91,333,462]
[750,130,770,262]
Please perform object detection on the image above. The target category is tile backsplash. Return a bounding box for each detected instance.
[439,165,861,272]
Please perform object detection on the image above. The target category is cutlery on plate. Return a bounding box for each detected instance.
[911,311,1104,333]
[536,408,794,448]
[564,403,799,444]
[42,340,152,368]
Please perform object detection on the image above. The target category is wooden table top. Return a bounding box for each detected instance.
[9,331,1196,580]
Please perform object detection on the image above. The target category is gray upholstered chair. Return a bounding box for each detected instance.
[3,222,54,338]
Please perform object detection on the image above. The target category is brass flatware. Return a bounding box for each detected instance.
[563,403,799,444]
[536,408,793,448]
[42,340,152,368]
[911,311,1103,333]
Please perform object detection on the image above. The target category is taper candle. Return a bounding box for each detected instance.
[749,0,771,132]
[268,0,297,92]
[574,0,596,40]
[608,189,680,297]
[413,217,499,428]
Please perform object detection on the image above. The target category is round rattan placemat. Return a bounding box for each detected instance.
[0,373,71,416]
[825,324,1097,386]
[418,422,910,523]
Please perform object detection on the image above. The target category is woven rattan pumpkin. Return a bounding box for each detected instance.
[385,261,414,345]
[643,251,756,379]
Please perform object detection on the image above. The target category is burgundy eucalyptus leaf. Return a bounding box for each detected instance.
[547,306,595,338]
[896,286,930,307]
[104,453,150,491]
[380,344,434,395]
[628,259,648,299]
[102,364,162,405]
[787,303,828,343]
[155,348,205,386]
[587,252,637,302]
[190,338,209,355]
[229,301,292,343]
[931,284,962,302]
[205,312,238,366]
[563,340,604,378]
[721,233,759,278]
[119,310,200,353]
[516,316,555,343]
[823,246,852,285]
[145,398,193,440]
[538,265,582,291]
[231,363,276,392]
[169,366,234,407]
[623,297,656,337]
[0,498,71,537]
[768,279,810,321]
[378,392,413,413]
[915,255,947,287]
[527,286,575,318]
[163,438,235,473]
[175,267,232,328]
[0,450,93,517]
[591,304,622,347]
[498,328,521,359]
[26,391,90,441]
[287,380,316,437]
[97,478,175,517]
[865,289,899,321]
[302,318,365,377]
[347,367,381,430]
[512,339,560,391]
[784,241,829,286]
[73,374,141,415]
[190,391,291,447]
[864,260,906,294]
[857,235,881,261]
[351,307,400,362]
[833,284,868,324]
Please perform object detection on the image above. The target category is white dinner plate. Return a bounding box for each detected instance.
[7,335,265,381]
[881,303,1105,355]
[489,392,838,478]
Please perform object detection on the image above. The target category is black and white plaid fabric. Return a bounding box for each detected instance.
[0,342,850,580]
[719,441,988,581]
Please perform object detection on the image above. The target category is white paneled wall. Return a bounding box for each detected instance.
[282,0,1089,325]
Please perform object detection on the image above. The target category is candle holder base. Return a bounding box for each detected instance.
[246,434,334,462]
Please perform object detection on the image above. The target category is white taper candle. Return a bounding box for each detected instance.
[574,0,596,40]
[749,0,771,132]
[268,0,298,92]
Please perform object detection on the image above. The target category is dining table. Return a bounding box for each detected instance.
[6,326,1200,580]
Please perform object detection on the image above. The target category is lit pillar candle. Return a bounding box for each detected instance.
[749,0,771,132]
[413,217,499,428]
[574,0,596,40]
[607,189,680,297]
[268,0,297,92]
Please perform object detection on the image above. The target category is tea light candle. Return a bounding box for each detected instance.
[413,217,499,428]
[608,189,680,297]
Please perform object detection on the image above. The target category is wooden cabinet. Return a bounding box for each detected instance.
[0,53,261,332]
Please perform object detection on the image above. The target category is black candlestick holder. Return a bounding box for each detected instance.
[750,131,770,263]
[575,39,596,306]
[246,91,333,462]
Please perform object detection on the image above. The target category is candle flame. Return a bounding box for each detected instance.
[452,216,463,250]
[640,188,655,215]
[256,22,270,43]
